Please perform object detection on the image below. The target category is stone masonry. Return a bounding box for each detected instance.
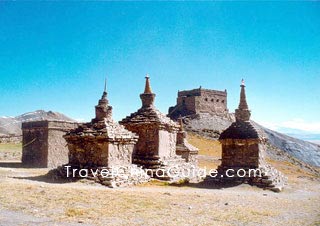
[168,87,229,119]
[214,80,286,192]
[22,120,79,168]
[120,76,201,182]
[62,81,150,187]
[176,117,199,164]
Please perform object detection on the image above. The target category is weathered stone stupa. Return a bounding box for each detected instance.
[176,117,199,164]
[63,80,149,187]
[217,80,286,192]
[120,76,200,181]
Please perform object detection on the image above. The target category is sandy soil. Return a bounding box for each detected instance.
[0,167,319,226]
[0,138,319,226]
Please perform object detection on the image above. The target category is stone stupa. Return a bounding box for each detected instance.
[62,79,150,187]
[120,75,201,181]
[176,117,199,163]
[216,79,286,192]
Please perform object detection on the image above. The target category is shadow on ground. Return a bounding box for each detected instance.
[0,162,77,184]
[12,167,82,184]
[0,161,251,189]
[14,174,245,189]
[169,179,245,190]
[12,173,78,184]
[0,162,25,168]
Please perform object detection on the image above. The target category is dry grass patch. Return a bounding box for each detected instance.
[0,167,319,225]
[0,180,170,224]
[187,133,221,169]
[187,133,320,183]
[266,157,319,184]
[0,135,319,225]
[0,143,22,161]
[187,133,221,157]
[65,208,86,217]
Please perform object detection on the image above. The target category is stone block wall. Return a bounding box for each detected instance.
[22,120,79,168]
[122,124,159,158]
[220,139,264,168]
[169,88,229,119]
[176,95,197,115]
[195,89,228,115]
[108,143,136,167]
[121,123,178,161]
[158,130,177,158]
[67,139,136,168]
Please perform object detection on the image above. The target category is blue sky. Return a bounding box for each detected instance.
[0,2,319,134]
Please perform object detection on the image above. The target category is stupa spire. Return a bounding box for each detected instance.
[238,79,249,110]
[144,74,153,94]
[104,77,107,93]
[140,74,156,108]
[94,78,112,121]
[101,77,108,101]
[99,78,109,102]
[235,79,251,122]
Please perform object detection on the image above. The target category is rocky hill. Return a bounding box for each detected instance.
[182,113,320,168]
[261,125,320,167]
[0,110,75,136]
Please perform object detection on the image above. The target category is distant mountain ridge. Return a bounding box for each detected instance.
[182,113,320,168]
[1,110,320,168]
[0,110,75,136]
[269,126,320,143]
[255,123,320,168]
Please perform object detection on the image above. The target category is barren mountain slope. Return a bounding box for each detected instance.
[0,110,75,136]
[182,113,320,168]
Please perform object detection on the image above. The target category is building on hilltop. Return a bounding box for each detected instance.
[168,87,229,119]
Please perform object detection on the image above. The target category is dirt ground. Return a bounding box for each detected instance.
[0,137,319,226]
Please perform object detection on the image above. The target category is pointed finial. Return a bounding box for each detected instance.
[239,79,248,109]
[144,74,153,94]
[100,77,107,100]
[104,77,107,93]
[95,77,112,121]
[140,74,156,107]
[235,78,251,121]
